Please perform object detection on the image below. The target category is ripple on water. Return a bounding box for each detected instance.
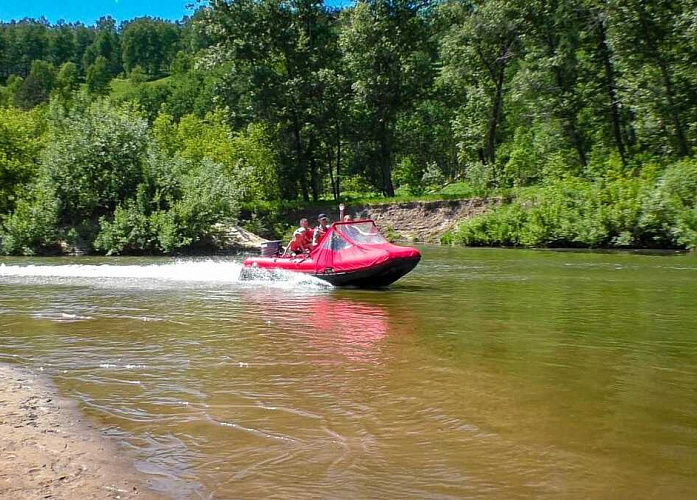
[1,250,697,498]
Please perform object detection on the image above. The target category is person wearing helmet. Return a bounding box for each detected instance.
[313,213,330,247]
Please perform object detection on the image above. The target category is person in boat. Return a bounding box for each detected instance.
[286,218,313,255]
[312,213,330,247]
[343,214,352,221]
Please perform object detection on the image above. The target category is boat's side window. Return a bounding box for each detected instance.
[322,231,352,251]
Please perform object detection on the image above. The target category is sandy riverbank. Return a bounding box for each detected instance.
[0,363,167,500]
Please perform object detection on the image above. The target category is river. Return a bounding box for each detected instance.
[1,247,696,498]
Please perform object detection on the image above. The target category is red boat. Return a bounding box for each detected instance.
[241,220,421,287]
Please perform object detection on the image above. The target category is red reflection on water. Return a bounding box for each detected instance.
[242,291,412,364]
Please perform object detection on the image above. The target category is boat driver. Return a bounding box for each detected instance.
[312,213,330,247]
[288,218,312,255]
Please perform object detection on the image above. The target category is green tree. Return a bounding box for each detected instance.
[3,75,23,107]
[604,0,692,157]
[129,65,148,86]
[517,0,589,168]
[48,21,76,67]
[43,98,150,224]
[14,59,56,109]
[121,18,181,77]
[340,0,434,197]
[82,16,121,77]
[0,107,45,215]
[206,0,339,201]
[17,20,50,77]
[86,55,111,95]
[53,61,80,103]
[439,0,523,176]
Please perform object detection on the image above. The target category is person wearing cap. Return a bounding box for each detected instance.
[312,213,330,247]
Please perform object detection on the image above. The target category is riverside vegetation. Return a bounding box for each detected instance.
[1,0,697,255]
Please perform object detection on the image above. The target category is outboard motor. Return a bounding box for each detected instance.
[260,240,282,257]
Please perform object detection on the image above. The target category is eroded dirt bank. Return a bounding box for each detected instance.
[280,198,498,243]
[0,363,167,500]
[351,198,496,242]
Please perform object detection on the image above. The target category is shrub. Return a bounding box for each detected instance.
[95,158,240,255]
[1,184,59,255]
[639,159,697,249]
[44,98,150,223]
[443,176,651,248]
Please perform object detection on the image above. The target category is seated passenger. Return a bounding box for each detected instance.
[287,218,312,255]
[312,213,330,247]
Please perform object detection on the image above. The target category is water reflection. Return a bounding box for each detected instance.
[241,289,414,364]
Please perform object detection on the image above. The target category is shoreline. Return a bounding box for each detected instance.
[0,363,167,500]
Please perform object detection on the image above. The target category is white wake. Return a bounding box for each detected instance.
[0,260,329,288]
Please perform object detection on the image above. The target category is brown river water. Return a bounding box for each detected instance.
[1,246,696,498]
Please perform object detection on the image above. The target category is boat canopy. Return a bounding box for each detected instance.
[311,220,414,275]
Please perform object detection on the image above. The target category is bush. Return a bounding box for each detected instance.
[1,184,59,255]
[639,159,697,249]
[44,98,150,223]
[95,158,240,255]
[444,160,697,249]
[0,106,46,215]
[443,176,650,248]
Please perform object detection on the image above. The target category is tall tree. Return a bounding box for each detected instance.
[121,18,181,77]
[518,0,590,168]
[53,61,80,103]
[86,55,111,95]
[206,0,338,201]
[83,16,121,77]
[14,60,55,109]
[605,0,691,156]
[439,0,523,176]
[48,21,76,67]
[340,0,433,197]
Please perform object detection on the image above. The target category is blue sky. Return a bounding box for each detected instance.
[0,0,350,25]
[0,0,199,24]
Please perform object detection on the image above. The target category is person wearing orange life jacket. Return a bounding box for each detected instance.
[312,213,330,247]
[287,218,313,255]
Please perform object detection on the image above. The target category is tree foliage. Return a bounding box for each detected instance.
[2,1,697,253]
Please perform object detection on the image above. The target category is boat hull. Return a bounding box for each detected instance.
[240,255,421,288]
[314,256,421,287]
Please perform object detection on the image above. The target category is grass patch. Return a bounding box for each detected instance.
[109,76,172,100]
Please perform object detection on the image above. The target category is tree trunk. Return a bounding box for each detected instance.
[656,57,689,157]
[596,17,627,165]
[567,118,588,168]
[487,65,506,166]
[328,148,337,201]
[638,6,689,156]
[291,112,309,202]
[379,120,395,197]
[551,69,588,168]
[336,132,342,200]
[308,133,319,202]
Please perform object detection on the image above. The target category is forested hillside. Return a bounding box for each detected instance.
[1,0,696,254]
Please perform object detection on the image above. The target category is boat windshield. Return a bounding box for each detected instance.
[338,222,387,245]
